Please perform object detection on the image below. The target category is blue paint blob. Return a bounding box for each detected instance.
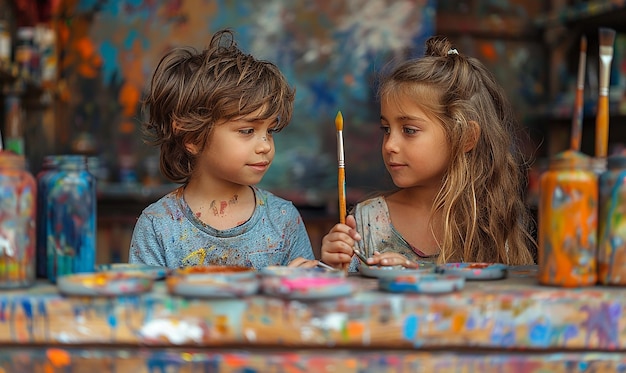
[20,299,33,319]
[0,299,6,321]
[529,322,549,346]
[402,315,418,340]
[37,299,46,316]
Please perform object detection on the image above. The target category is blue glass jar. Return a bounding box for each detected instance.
[46,155,97,282]
[598,155,626,284]
[35,155,60,278]
[0,151,36,288]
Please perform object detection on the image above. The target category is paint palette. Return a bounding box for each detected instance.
[260,266,353,300]
[508,265,538,278]
[378,273,465,294]
[167,265,259,298]
[436,262,508,280]
[96,263,171,280]
[359,262,435,278]
[57,272,155,297]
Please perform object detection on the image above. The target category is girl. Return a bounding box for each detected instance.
[321,36,536,271]
[129,29,317,269]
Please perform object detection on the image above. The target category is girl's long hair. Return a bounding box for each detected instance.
[378,36,535,265]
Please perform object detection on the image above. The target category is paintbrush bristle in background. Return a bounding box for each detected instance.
[595,27,616,159]
[570,35,587,152]
[335,111,343,131]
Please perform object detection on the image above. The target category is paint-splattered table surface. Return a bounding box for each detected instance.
[0,265,623,351]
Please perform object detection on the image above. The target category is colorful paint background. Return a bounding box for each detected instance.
[53,0,435,204]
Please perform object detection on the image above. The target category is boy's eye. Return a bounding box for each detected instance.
[268,128,280,135]
[239,128,254,135]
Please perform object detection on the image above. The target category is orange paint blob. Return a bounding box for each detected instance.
[46,348,71,367]
[479,43,497,62]
[119,82,140,118]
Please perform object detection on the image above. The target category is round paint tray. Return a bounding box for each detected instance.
[379,273,465,294]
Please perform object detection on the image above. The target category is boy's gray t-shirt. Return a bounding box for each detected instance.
[129,186,314,269]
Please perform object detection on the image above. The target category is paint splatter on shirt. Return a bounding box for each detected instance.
[129,186,314,269]
[349,196,438,272]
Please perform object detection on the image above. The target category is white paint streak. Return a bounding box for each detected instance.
[140,318,203,344]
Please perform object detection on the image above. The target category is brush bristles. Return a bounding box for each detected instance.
[599,28,616,46]
[335,111,343,131]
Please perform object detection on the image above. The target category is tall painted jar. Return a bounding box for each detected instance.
[35,155,59,278]
[0,151,36,288]
[46,155,97,283]
[598,155,626,284]
[538,150,598,287]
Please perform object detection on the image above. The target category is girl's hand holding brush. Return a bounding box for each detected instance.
[321,215,362,270]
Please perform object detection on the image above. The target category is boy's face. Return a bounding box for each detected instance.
[187,107,279,188]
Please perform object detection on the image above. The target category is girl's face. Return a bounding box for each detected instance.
[380,93,450,190]
[188,107,279,188]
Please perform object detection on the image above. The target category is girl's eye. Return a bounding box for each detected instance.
[403,127,418,135]
[379,126,390,135]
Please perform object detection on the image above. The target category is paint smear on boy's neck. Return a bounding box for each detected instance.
[209,194,239,216]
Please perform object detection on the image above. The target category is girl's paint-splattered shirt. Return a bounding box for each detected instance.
[349,196,438,272]
[129,186,314,269]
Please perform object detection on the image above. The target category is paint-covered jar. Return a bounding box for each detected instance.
[538,150,597,287]
[46,155,97,283]
[35,155,60,278]
[0,151,36,288]
[598,155,626,284]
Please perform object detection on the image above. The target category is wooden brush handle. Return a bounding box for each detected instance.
[571,88,584,151]
[595,95,609,158]
[338,167,346,224]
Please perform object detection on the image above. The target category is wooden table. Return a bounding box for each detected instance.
[1,265,626,372]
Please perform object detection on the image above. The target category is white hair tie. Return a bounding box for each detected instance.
[447,48,459,55]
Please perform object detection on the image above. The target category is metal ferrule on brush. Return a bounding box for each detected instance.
[337,131,345,168]
[599,46,613,96]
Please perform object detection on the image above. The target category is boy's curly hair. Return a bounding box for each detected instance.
[142,29,295,183]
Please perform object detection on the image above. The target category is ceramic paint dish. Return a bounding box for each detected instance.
[96,263,171,280]
[359,262,436,279]
[378,273,465,294]
[57,272,155,297]
[260,266,353,300]
[175,265,256,276]
[508,265,538,278]
[436,262,508,280]
[167,265,259,298]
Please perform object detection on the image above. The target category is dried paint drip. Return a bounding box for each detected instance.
[0,151,36,288]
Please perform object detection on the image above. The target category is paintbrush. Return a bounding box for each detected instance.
[336,111,365,269]
[336,111,346,224]
[595,28,616,158]
[352,248,369,265]
[317,261,339,271]
[571,35,586,152]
